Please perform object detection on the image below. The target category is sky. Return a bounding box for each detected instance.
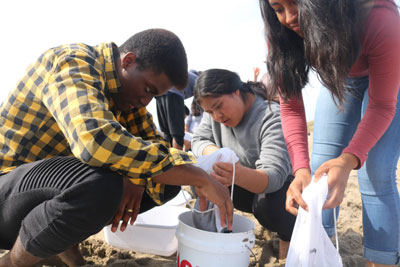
[6,0,393,124]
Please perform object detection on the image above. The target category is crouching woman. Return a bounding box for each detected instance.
[191,68,296,259]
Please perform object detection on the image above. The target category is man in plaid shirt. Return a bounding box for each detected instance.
[0,29,233,266]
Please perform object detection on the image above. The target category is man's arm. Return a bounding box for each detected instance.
[153,164,234,230]
[43,51,195,205]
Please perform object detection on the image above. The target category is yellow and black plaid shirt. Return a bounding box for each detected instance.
[0,42,195,204]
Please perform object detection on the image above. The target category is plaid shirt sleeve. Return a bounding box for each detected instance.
[42,49,195,204]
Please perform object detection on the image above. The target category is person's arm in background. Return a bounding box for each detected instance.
[253,67,260,82]
[191,112,220,156]
[279,94,311,215]
[184,114,191,132]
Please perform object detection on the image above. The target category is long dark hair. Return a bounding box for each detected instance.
[259,0,369,106]
[193,69,267,104]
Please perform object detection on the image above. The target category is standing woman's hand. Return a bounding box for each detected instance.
[314,153,359,209]
[286,168,312,215]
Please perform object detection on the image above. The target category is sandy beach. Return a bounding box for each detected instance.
[1,132,399,267]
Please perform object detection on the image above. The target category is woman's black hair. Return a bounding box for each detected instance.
[260,0,308,102]
[190,100,203,116]
[259,0,382,106]
[193,69,267,104]
[184,105,190,117]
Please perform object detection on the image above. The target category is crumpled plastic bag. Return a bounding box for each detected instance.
[286,174,343,267]
[194,147,239,175]
[191,148,239,232]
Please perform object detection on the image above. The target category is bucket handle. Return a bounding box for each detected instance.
[246,243,258,267]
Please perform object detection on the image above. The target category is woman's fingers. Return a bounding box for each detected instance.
[213,162,232,176]
[285,171,311,215]
[210,172,231,187]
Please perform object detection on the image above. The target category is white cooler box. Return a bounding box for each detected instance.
[104,190,191,256]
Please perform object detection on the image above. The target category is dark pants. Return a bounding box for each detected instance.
[155,93,185,147]
[233,177,296,241]
[0,156,179,258]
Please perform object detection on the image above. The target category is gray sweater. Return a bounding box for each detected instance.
[192,96,292,193]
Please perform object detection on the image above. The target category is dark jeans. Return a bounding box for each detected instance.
[155,93,185,147]
[0,156,179,258]
[233,177,296,242]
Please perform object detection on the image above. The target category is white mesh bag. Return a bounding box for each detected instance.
[286,174,343,267]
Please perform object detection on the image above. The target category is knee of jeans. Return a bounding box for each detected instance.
[358,159,396,195]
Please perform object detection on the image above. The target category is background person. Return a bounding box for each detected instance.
[184,100,204,151]
[192,69,296,259]
[155,71,198,150]
[259,0,400,265]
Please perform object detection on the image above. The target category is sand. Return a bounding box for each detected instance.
[1,133,399,267]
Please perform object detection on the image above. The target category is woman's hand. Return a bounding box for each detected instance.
[286,168,312,215]
[314,153,359,209]
[111,178,145,232]
[210,161,241,187]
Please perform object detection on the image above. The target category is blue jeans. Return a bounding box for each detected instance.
[311,76,400,265]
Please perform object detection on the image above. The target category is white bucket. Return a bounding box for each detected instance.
[176,211,256,267]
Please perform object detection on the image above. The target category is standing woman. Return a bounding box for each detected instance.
[192,69,296,259]
[259,0,400,266]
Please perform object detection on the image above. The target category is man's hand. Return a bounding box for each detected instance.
[111,178,145,232]
[194,175,234,230]
[285,168,311,215]
[152,164,234,230]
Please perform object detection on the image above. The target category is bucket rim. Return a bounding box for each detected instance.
[178,211,256,236]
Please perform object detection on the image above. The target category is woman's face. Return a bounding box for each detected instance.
[268,0,303,37]
[199,90,245,128]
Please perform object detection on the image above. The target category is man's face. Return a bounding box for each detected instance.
[115,53,173,111]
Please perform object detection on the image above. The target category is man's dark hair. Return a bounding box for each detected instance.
[119,28,188,89]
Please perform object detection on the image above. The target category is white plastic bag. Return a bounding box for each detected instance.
[191,148,239,232]
[194,147,239,175]
[286,174,343,267]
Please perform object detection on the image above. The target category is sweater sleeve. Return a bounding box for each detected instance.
[343,4,400,167]
[279,94,310,173]
[256,103,293,193]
